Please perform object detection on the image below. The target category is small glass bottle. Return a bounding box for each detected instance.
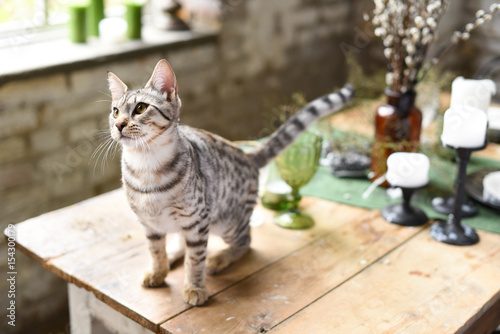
[370,89,422,186]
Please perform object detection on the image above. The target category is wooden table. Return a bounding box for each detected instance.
[7,185,500,333]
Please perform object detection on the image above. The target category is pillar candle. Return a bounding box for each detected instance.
[87,0,105,36]
[69,4,87,43]
[483,171,500,204]
[386,152,430,188]
[99,18,127,44]
[450,76,496,113]
[441,107,488,148]
[487,106,500,130]
[126,2,143,40]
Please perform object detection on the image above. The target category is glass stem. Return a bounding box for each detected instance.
[290,188,301,213]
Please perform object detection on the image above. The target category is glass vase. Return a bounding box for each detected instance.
[370,89,422,186]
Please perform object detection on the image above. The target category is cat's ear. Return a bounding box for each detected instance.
[146,59,178,101]
[107,72,128,101]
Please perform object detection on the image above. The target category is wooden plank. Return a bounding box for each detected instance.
[47,198,371,332]
[6,189,137,262]
[271,229,500,334]
[458,291,500,334]
[161,211,423,333]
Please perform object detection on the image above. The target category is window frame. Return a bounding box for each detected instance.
[0,0,149,48]
[0,0,67,47]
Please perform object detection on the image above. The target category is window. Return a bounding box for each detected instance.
[0,0,141,47]
[0,0,69,37]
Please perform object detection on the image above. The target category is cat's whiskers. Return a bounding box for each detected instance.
[97,90,112,101]
[91,137,115,175]
[100,139,116,173]
[91,138,111,162]
[101,137,120,173]
[111,140,121,161]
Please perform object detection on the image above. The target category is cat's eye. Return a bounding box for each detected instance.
[112,107,119,118]
[134,103,149,115]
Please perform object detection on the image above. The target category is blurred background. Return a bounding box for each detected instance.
[0,0,498,333]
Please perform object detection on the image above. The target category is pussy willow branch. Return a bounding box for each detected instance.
[419,3,500,83]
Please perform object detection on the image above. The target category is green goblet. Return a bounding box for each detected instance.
[274,131,322,229]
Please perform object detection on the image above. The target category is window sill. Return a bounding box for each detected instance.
[0,27,218,86]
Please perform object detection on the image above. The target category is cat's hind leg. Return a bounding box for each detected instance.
[207,219,251,275]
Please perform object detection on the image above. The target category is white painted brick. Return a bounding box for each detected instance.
[0,136,26,163]
[0,248,67,332]
[167,43,218,73]
[47,170,85,197]
[219,35,249,61]
[290,7,318,28]
[69,119,99,143]
[0,183,48,217]
[70,65,109,99]
[318,2,351,22]
[218,80,244,100]
[105,54,165,89]
[52,100,109,126]
[0,162,36,190]
[37,139,103,183]
[178,66,219,97]
[0,107,38,139]
[89,157,121,186]
[0,74,68,109]
[37,150,69,177]
[30,128,64,153]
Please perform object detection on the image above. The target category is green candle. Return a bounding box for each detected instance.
[87,0,104,36]
[69,4,87,43]
[126,2,143,40]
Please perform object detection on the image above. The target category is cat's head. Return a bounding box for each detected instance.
[107,59,181,149]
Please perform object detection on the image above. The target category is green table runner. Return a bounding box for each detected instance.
[301,154,500,234]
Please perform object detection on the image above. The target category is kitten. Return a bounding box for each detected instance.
[107,59,354,306]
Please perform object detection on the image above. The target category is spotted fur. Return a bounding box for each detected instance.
[107,59,354,306]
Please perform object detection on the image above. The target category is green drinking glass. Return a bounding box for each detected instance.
[274,131,322,229]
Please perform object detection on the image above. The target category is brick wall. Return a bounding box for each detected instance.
[0,0,354,332]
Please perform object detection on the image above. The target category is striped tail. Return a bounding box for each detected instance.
[248,83,355,168]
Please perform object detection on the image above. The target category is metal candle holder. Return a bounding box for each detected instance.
[431,187,478,218]
[430,144,485,246]
[382,186,428,227]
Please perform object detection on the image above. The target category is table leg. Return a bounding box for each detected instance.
[68,283,155,334]
[68,283,92,334]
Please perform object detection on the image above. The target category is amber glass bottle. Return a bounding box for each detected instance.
[370,89,422,186]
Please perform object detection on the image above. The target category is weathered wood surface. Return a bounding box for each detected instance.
[10,189,136,262]
[271,229,500,334]
[7,189,500,333]
[162,211,421,333]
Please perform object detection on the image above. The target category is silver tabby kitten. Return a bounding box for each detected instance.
[107,59,354,306]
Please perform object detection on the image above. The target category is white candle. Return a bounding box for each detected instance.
[99,18,127,44]
[487,106,500,130]
[450,76,496,113]
[441,107,488,148]
[386,152,430,188]
[483,171,500,204]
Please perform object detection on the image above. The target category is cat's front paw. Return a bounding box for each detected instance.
[183,286,209,306]
[142,270,167,288]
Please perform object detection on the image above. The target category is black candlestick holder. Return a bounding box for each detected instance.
[382,186,429,226]
[430,144,485,246]
[431,191,478,218]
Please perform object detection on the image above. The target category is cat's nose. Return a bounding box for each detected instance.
[116,122,127,132]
